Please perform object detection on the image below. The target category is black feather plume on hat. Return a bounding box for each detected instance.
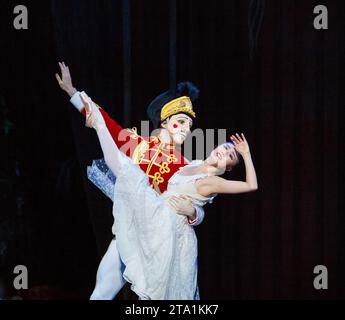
[176,82,200,102]
[147,81,200,129]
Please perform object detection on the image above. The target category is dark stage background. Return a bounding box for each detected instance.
[0,0,344,299]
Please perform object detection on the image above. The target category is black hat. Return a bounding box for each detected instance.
[147,82,199,129]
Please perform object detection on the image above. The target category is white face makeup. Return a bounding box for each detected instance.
[207,143,239,171]
[163,114,193,145]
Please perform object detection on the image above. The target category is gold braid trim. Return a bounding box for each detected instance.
[161,96,196,121]
[132,140,149,164]
[127,127,140,139]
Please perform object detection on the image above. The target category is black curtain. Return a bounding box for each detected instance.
[0,0,344,299]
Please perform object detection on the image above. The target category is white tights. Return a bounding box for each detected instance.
[90,239,126,300]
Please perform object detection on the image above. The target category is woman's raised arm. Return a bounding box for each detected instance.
[198,134,258,196]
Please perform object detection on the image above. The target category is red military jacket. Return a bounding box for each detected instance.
[82,107,189,193]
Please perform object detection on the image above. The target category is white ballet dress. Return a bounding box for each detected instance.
[112,157,216,300]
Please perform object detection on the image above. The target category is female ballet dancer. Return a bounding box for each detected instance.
[81,93,258,300]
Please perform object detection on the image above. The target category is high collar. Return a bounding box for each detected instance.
[156,136,176,150]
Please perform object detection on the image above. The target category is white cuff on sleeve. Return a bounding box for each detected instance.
[70,90,87,112]
[188,206,205,226]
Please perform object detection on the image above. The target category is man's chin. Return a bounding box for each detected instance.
[173,137,186,145]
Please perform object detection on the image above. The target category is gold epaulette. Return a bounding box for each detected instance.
[126,127,140,139]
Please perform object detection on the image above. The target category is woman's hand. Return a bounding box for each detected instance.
[80,93,105,130]
[230,133,250,155]
[168,195,196,218]
[80,93,94,127]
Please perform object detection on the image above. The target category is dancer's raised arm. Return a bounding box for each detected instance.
[197,134,258,196]
[56,62,138,155]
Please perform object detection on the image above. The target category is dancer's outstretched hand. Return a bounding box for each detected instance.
[230,133,250,155]
[55,62,76,97]
[80,93,94,127]
[80,93,106,130]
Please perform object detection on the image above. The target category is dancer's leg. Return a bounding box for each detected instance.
[90,239,126,300]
